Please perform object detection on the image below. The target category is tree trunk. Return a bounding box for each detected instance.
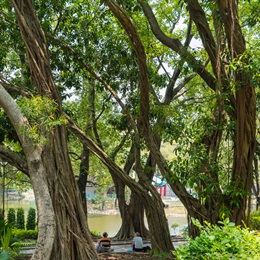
[131,192,149,238]
[11,1,98,259]
[77,145,89,215]
[113,145,149,240]
[113,178,135,240]
[68,119,175,254]
[42,130,97,259]
[252,156,259,210]
[217,0,256,225]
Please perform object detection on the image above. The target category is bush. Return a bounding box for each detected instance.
[7,208,16,226]
[0,220,21,259]
[16,208,25,230]
[250,210,260,230]
[174,218,260,260]
[26,208,36,230]
[12,229,38,240]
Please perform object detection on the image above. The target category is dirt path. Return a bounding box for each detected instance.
[98,252,154,259]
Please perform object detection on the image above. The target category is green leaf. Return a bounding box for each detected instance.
[0,251,9,260]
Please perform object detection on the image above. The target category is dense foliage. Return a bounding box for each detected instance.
[250,210,260,231]
[174,218,260,259]
[12,229,38,241]
[16,208,25,230]
[7,209,15,226]
[0,220,21,260]
[26,208,36,231]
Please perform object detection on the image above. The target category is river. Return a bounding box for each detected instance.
[88,213,187,237]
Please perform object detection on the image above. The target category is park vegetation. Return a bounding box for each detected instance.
[0,0,259,259]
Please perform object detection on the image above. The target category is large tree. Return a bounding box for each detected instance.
[1,0,175,256]
[0,0,98,259]
[103,0,256,236]
[0,0,258,257]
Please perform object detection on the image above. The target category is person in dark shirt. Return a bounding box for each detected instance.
[96,232,114,252]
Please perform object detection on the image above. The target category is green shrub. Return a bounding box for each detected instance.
[250,210,260,230]
[174,218,260,260]
[26,208,36,230]
[16,208,25,230]
[12,229,38,240]
[7,208,16,226]
[251,216,260,230]
[171,222,180,229]
[0,220,21,259]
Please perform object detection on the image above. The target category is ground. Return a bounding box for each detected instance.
[98,252,171,259]
[99,252,150,259]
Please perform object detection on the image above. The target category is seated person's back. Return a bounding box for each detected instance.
[133,232,143,252]
[99,232,111,251]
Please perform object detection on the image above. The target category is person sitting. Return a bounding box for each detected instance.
[126,232,151,253]
[132,232,144,252]
[96,232,114,253]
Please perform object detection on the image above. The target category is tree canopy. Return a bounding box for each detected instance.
[0,0,259,259]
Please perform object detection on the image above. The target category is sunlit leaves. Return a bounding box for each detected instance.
[17,96,67,144]
[175,218,260,259]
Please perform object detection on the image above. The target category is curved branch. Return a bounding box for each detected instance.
[0,84,35,157]
[65,113,150,191]
[185,0,217,71]
[139,1,216,91]
[0,145,28,176]
[0,77,33,98]
[105,0,150,132]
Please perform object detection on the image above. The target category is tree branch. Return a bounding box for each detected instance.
[139,1,217,91]
[0,145,28,176]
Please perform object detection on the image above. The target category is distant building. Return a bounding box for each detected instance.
[106,186,116,198]
[85,182,98,199]
[85,183,116,199]
[153,176,176,197]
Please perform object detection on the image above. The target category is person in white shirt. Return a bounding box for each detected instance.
[132,232,143,252]
[127,232,151,252]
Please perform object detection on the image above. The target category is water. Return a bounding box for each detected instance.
[87,199,188,236]
[4,197,187,237]
[88,214,187,237]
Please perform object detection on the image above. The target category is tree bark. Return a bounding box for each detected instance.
[0,84,56,260]
[113,143,149,240]
[217,0,256,225]
[138,0,256,233]
[67,118,174,254]
[11,1,98,259]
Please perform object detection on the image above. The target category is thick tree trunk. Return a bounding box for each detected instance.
[114,182,153,240]
[11,1,98,259]
[112,148,149,240]
[217,0,256,225]
[131,193,149,238]
[0,86,55,258]
[144,186,173,252]
[230,84,256,224]
[42,129,97,259]
[113,177,135,240]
